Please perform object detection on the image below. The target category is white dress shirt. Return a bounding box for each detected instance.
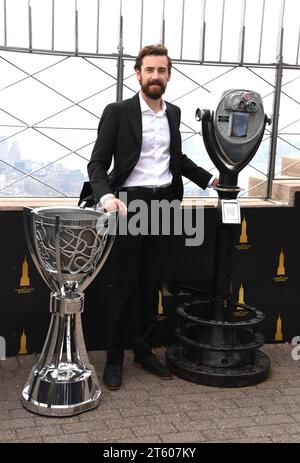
[122,92,172,188]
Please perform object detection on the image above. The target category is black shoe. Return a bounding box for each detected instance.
[102,364,122,390]
[133,353,172,380]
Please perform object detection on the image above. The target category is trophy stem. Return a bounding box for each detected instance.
[22,292,101,416]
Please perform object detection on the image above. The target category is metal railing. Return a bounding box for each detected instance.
[0,0,299,199]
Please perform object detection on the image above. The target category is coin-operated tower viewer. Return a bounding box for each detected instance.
[166,89,272,387]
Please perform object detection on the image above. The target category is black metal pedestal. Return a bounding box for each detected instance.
[165,177,271,387]
[165,193,271,388]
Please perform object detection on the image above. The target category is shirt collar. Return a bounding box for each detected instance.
[139,91,167,115]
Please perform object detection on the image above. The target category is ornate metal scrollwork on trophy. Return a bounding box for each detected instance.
[22,206,117,416]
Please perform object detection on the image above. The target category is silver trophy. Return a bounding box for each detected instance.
[22,206,117,416]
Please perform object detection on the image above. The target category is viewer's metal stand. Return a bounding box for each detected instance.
[166,90,272,387]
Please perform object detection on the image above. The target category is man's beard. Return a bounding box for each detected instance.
[140,79,166,100]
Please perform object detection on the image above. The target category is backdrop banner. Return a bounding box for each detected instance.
[1,204,299,356]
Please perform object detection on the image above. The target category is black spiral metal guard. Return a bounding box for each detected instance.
[166,294,270,387]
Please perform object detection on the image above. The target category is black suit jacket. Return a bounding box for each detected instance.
[87,93,212,203]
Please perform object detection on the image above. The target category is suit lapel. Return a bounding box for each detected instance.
[126,93,142,147]
[166,103,178,130]
[166,103,180,155]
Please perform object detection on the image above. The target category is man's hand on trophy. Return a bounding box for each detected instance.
[102,197,127,216]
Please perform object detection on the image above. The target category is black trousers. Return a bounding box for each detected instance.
[106,186,176,365]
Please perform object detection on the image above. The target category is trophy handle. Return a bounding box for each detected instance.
[23,207,59,293]
[54,215,65,295]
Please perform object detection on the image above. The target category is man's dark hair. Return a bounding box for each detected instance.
[134,44,172,72]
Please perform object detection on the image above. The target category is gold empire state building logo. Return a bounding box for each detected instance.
[15,256,34,295]
[238,283,245,304]
[274,249,288,282]
[240,217,248,243]
[277,249,285,275]
[157,289,167,320]
[19,329,28,355]
[236,216,251,250]
[275,314,283,342]
[234,283,248,317]
[20,256,30,286]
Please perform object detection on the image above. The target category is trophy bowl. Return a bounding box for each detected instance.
[22,206,117,416]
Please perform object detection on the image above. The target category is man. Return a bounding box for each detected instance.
[88,44,217,390]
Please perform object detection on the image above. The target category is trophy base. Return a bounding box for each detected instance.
[22,362,101,416]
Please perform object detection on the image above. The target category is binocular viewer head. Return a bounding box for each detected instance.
[223,90,259,113]
[196,89,271,174]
